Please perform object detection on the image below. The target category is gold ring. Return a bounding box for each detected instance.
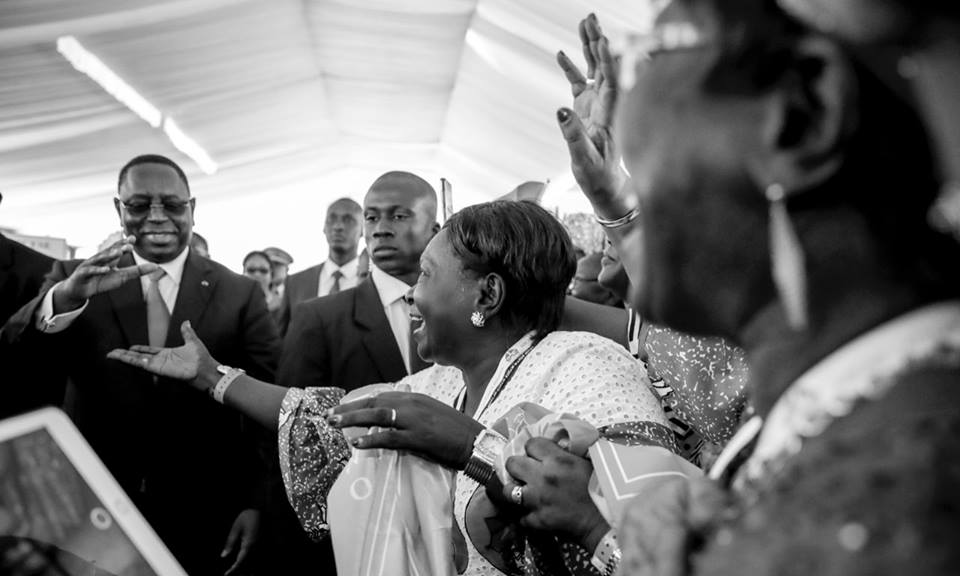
[389,408,398,427]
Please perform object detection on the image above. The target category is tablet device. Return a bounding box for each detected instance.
[0,407,187,576]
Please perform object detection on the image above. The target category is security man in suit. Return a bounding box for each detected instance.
[276,197,363,337]
[273,171,438,574]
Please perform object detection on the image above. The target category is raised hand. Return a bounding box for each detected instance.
[53,235,158,313]
[556,14,631,217]
[107,321,219,391]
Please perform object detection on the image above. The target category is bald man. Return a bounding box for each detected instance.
[272,172,439,574]
[277,197,363,336]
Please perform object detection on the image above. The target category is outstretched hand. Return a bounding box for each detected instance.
[107,321,218,392]
[53,236,158,313]
[556,13,628,211]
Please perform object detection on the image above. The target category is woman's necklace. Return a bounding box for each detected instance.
[453,341,537,420]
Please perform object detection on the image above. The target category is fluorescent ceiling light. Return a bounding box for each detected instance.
[56,35,217,175]
[57,36,162,128]
[163,118,218,175]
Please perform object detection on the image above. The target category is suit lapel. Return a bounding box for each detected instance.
[355,279,407,381]
[167,251,214,346]
[108,253,149,345]
[307,263,323,300]
[0,235,13,271]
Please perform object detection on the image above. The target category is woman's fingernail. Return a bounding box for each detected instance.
[351,437,362,448]
[327,415,341,426]
[324,408,335,417]
[557,108,570,123]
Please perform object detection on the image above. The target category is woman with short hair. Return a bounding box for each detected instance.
[110,200,679,575]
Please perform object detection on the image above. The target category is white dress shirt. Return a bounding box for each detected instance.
[317,256,359,297]
[369,264,414,374]
[38,247,190,333]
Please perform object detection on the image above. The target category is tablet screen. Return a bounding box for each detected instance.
[0,427,158,576]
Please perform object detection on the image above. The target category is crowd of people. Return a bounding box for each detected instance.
[2,0,959,574]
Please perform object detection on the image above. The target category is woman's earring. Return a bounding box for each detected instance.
[766,183,809,330]
[470,311,486,328]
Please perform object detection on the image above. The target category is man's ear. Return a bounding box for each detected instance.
[749,36,858,193]
[431,221,441,235]
[474,272,506,321]
[113,197,123,223]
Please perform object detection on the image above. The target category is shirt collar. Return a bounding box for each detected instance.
[324,256,359,278]
[370,264,411,307]
[132,246,189,286]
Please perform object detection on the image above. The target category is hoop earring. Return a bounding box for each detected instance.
[470,311,486,328]
[766,183,808,330]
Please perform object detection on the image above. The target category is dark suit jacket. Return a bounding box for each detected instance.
[1,250,281,576]
[279,277,407,391]
[0,233,54,325]
[277,263,324,337]
[0,234,58,416]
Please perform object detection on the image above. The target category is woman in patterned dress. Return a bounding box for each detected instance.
[562,1,960,574]
[109,200,680,575]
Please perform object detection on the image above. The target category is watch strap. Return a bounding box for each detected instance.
[211,366,245,404]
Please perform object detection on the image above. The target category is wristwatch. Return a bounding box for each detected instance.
[590,529,622,576]
[463,428,506,485]
[211,365,245,404]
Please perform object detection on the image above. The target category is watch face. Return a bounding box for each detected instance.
[474,430,506,462]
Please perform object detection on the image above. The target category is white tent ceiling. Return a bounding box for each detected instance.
[0,0,653,270]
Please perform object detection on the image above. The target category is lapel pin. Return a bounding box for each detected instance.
[201,280,209,287]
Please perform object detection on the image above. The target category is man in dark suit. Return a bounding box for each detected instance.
[277,197,363,337]
[279,172,438,390]
[1,155,280,576]
[0,193,58,418]
[0,193,55,326]
[273,172,438,575]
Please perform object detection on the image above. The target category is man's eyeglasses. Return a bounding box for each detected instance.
[118,199,191,217]
[618,21,709,91]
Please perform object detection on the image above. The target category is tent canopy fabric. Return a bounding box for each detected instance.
[0,0,653,269]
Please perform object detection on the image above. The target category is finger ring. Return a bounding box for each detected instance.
[510,485,524,506]
[389,408,398,427]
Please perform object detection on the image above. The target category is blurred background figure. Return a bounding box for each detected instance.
[242,250,281,317]
[263,246,292,298]
[570,252,622,307]
[278,197,363,337]
[190,232,209,259]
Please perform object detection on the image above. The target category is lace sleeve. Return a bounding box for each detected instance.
[277,387,349,542]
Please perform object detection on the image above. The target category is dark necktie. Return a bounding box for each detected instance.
[145,268,170,347]
[329,269,343,295]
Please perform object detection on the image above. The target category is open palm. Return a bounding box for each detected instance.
[559,14,619,152]
[556,14,627,204]
[107,321,211,388]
